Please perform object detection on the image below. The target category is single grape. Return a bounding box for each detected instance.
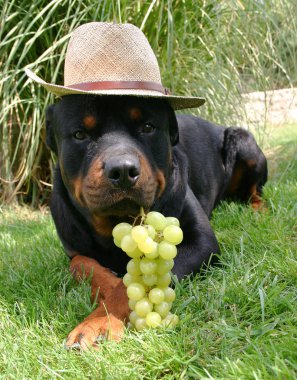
[156,258,174,275]
[121,234,138,254]
[113,238,122,248]
[165,217,180,227]
[154,301,172,318]
[148,287,165,304]
[145,312,162,328]
[131,225,148,243]
[127,282,145,301]
[163,225,183,245]
[138,236,156,254]
[143,241,159,259]
[128,299,137,310]
[139,257,157,275]
[135,298,153,317]
[129,310,138,325]
[162,313,179,327]
[135,317,147,331]
[123,273,141,287]
[126,246,143,259]
[156,273,171,287]
[146,224,156,240]
[127,258,142,276]
[142,273,158,287]
[112,223,132,240]
[145,211,167,231]
[162,286,176,302]
[158,240,177,260]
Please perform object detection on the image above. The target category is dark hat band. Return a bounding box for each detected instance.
[66,80,170,95]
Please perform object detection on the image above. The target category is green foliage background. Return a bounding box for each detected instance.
[1,0,297,205]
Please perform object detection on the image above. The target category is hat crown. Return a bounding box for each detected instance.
[64,22,162,86]
[25,21,205,110]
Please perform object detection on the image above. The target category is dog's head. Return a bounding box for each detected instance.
[46,95,178,218]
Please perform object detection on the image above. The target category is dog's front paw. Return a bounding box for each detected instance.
[65,314,125,350]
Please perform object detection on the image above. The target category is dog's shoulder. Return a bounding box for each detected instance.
[176,114,225,141]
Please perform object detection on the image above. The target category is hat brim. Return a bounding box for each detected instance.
[25,69,205,110]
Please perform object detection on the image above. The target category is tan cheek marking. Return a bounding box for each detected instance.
[84,159,105,188]
[156,169,166,198]
[91,215,114,237]
[136,154,154,187]
[128,107,142,122]
[83,115,97,129]
[59,161,84,205]
[71,176,85,206]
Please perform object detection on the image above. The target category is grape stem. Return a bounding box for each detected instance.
[140,207,146,225]
[132,207,146,227]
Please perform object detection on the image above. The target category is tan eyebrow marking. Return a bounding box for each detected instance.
[83,115,97,129]
[128,107,142,122]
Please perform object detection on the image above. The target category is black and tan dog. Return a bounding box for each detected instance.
[45,94,267,349]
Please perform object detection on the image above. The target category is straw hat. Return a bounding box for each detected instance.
[25,22,205,110]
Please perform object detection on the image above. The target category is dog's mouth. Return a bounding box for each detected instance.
[99,198,144,216]
[82,187,155,216]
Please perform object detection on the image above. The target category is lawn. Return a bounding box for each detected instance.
[0,123,296,379]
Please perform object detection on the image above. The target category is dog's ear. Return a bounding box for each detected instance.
[45,104,57,154]
[168,106,179,146]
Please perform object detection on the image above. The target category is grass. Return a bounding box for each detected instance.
[0,123,296,379]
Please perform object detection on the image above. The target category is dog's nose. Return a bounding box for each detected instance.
[104,156,140,188]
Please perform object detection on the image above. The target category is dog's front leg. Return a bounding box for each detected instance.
[172,187,220,279]
[65,255,129,350]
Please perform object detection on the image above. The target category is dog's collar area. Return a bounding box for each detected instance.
[66,80,170,95]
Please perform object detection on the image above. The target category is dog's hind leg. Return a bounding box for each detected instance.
[65,255,129,350]
[221,127,268,209]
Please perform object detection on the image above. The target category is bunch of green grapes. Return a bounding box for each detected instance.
[112,211,182,331]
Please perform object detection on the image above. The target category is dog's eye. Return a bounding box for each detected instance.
[141,123,155,134]
[73,130,87,140]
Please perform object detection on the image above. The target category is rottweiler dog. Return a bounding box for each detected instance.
[46,94,267,348]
